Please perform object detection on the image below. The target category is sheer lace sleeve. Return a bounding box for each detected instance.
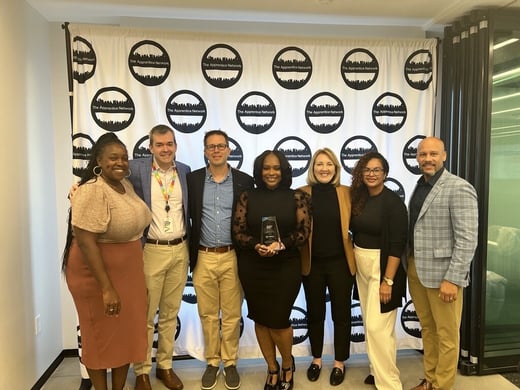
[232,190,256,249]
[283,189,311,249]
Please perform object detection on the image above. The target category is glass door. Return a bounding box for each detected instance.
[483,21,520,371]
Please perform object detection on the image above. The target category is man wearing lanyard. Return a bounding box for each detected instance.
[187,130,254,390]
[132,124,191,390]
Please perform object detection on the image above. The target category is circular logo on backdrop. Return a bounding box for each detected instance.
[132,136,152,159]
[152,311,181,356]
[272,46,312,89]
[274,137,312,177]
[340,136,378,174]
[401,300,422,338]
[305,92,344,134]
[72,133,95,178]
[384,177,406,202]
[372,92,407,133]
[236,91,276,134]
[351,302,365,342]
[404,49,433,90]
[201,43,243,88]
[341,48,379,90]
[128,40,170,86]
[291,306,308,344]
[165,90,207,133]
[402,135,425,174]
[182,273,197,304]
[91,87,135,132]
[203,137,244,170]
[72,36,96,83]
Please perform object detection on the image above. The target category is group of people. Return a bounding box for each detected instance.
[63,126,478,390]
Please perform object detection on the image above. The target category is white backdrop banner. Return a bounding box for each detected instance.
[67,24,434,360]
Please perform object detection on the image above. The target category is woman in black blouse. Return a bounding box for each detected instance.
[233,150,311,390]
[349,152,408,390]
[299,148,356,386]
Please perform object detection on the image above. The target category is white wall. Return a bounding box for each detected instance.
[0,1,63,388]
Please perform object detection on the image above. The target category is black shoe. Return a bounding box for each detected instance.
[79,378,92,390]
[280,356,295,390]
[306,363,321,382]
[364,374,375,385]
[330,365,345,386]
[264,361,279,390]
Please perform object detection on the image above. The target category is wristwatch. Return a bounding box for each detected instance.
[383,276,394,286]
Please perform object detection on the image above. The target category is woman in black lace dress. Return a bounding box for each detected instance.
[233,150,311,390]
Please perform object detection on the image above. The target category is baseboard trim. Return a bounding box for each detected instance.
[31,350,67,390]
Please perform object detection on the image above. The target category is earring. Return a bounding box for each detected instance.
[93,166,102,176]
[125,168,132,178]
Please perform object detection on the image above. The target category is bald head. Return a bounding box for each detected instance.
[416,137,447,179]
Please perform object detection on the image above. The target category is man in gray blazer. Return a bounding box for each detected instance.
[407,137,478,390]
[132,124,191,390]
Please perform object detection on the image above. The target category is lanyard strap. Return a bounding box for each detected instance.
[152,162,176,212]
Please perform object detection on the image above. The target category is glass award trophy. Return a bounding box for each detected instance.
[261,216,281,245]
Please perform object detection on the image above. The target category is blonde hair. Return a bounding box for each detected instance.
[306,148,341,186]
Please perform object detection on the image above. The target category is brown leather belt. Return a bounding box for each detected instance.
[198,244,234,253]
[146,235,187,246]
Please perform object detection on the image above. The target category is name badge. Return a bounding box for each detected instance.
[163,217,173,233]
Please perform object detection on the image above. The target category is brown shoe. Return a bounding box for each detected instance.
[134,374,152,390]
[410,378,433,390]
[156,367,184,390]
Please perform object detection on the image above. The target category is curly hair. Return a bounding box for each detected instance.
[350,151,389,216]
[253,150,292,190]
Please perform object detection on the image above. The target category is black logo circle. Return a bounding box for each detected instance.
[201,44,243,88]
[401,300,421,338]
[372,92,407,133]
[182,273,197,304]
[133,136,152,159]
[340,136,378,174]
[274,137,312,178]
[305,92,344,134]
[404,50,433,90]
[341,48,379,90]
[72,36,96,84]
[272,46,312,89]
[402,135,426,174]
[236,91,276,134]
[91,87,135,132]
[72,133,95,179]
[351,302,365,343]
[384,177,406,203]
[128,40,171,86]
[291,306,308,345]
[165,90,207,134]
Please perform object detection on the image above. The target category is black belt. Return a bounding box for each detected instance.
[146,235,187,246]
[198,245,234,253]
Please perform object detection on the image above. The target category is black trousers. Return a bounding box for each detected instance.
[302,255,355,362]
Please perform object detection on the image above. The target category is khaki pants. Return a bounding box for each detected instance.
[193,249,242,367]
[355,246,402,390]
[134,241,189,375]
[408,256,463,390]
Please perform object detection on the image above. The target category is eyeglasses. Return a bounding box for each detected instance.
[362,167,384,176]
[205,143,228,151]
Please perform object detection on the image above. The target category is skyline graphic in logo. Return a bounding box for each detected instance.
[291,306,309,345]
[274,137,312,177]
[272,46,312,89]
[201,43,243,88]
[402,135,426,174]
[203,137,245,170]
[404,49,433,90]
[133,136,152,159]
[305,92,344,134]
[384,177,406,202]
[72,133,95,178]
[182,273,197,304]
[341,48,379,90]
[401,300,421,338]
[72,36,96,84]
[91,87,135,132]
[340,136,378,174]
[236,91,276,134]
[351,302,365,342]
[165,90,207,134]
[372,92,407,133]
[128,40,171,86]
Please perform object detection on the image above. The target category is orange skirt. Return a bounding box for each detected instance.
[66,239,147,369]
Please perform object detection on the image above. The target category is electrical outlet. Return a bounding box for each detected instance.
[35,315,41,335]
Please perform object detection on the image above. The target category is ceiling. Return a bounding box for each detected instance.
[26,0,520,35]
